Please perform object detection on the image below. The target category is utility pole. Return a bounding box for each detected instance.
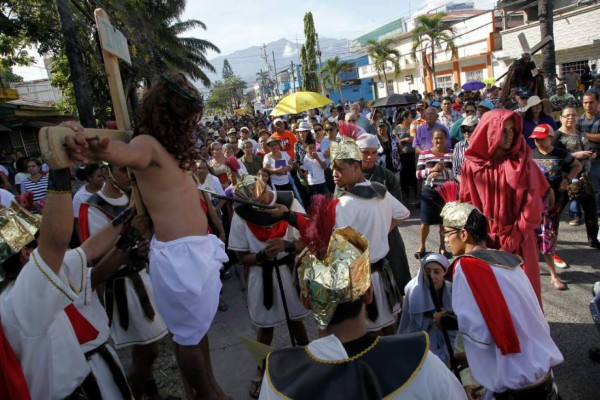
[272,51,279,97]
[55,0,97,127]
[290,61,297,93]
[262,44,272,100]
[315,32,325,96]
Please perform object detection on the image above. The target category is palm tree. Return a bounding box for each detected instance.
[411,13,458,90]
[256,70,271,101]
[119,0,220,86]
[366,38,401,96]
[226,75,248,109]
[320,56,352,102]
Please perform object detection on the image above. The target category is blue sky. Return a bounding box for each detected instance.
[13,0,496,80]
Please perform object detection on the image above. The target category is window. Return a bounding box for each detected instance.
[386,80,395,94]
[435,75,453,90]
[561,60,589,75]
[465,70,483,82]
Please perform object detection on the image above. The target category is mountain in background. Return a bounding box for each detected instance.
[202,37,360,91]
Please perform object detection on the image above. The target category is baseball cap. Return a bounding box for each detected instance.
[530,124,554,139]
[296,121,312,132]
[240,126,250,132]
[266,135,280,145]
[431,100,441,108]
[460,116,479,127]
[376,119,387,127]
[227,127,237,135]
[273,118,284,125]
[478,100,494,110]
[517,89,533,99]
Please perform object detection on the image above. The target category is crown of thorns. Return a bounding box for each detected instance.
[160,75,203,103]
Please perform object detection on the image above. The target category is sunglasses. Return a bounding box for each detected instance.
[314,128,323,132]
[460,126,475,133]
[347,119,356,122]
[465,109,476,114]
[441,228,462,237]
[325,128,335,132]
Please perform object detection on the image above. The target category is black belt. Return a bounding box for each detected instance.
[84,343,132,399]
[494,371,556,400]
[371,258,385,272]
[105,261,155,330]
[65,372,102,400]
[261,254,296,310]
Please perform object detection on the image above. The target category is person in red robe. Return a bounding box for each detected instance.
[460,109,549,305]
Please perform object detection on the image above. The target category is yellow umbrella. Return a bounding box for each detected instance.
[270,91,332,116]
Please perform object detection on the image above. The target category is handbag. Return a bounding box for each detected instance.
[567,171,595,200]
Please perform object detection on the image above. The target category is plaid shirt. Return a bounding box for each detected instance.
[576,112,600,161]
[438,111,462,131]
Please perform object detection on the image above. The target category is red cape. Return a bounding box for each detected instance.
[460,110,549,305]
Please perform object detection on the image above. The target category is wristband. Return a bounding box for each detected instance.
[116,225,138,251]
[283,240,296,253]
[47,168,72,193]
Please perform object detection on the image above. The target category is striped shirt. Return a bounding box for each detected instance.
[416,150,454,186]
[452,140,469,177]
[21,175,48,201]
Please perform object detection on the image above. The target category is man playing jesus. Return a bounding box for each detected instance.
[66,72,229,399]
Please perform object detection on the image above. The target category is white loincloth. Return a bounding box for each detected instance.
[149,234,228,346]
[365,271,401,331]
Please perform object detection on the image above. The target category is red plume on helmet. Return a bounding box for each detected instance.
[337,120,362,141]
[224,156,241,174]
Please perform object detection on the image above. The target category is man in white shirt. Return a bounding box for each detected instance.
[442,201,563,399]
[238,126,259,154]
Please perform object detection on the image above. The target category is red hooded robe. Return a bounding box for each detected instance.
[460,109,549,305]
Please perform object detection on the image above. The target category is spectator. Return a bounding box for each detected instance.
[449,101,476,142]
[299,135,328,196]
[582,65,594,92]
[270,118,297,159]
[208,142,230,189]
[453,116,478,183]
[530,124,581,290]
[438,96,462,131]
[558,67,581,99]
[376,119,401,173]
[549,83,576,109]
[21,158,48,212]
[410,102,427,137]
[555,106,599,247]
[414,107,451,154]
[263,136,293,191]
[415,128,454,259]
[395,111,418,199]
[238,127,259,154]
[351,102,372,132]
[577,91,600,216]
[239,140,263,176]
[520,96,557,148]
[13,156,29,194]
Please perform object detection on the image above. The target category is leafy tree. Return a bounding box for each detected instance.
[366,38,401,96]
[206,80,232,113]
[256,70,271,101]
[225,74,247,109]
[321,56,352,102]
[222,59,233,80]
[301,12,318,92]
[0,66,24,88]
[411,13,457,89]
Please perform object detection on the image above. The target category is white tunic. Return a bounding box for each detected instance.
[0,249,90,400]
[259,334,467,400]
[228,197,309,327]
[452,258,564,393]
[72,185,94,218]
[335,182,410,330]
[86,191,168,348]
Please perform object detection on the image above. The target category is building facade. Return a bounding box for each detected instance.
[325,55,374,104]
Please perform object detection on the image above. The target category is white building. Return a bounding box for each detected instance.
[10,79,63,104]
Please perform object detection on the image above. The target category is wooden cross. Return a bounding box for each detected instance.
[496,34,553,82]
[39,8,144,212]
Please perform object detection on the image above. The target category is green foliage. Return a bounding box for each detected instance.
[0,66,23,87]
[321,56,351,101]
[222,59,234,80]
[301,12,319,92]
[206,74,248,113]
[366,38,401,87]
[411,13,457,87]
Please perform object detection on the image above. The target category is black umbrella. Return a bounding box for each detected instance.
[372,93,420,108]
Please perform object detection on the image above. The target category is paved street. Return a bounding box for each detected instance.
[141,201,600,399]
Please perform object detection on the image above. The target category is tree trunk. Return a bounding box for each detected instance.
[539,0,556,95]
[431,41,436,90]
[55,0,97,128]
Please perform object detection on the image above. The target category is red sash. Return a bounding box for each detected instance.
[459,257,521,355]
[0,323,30,399]
[247,220,289,242]
[78,203,114,242]
[64,304,99,345]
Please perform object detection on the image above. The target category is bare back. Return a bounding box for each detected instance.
[132,135,208,242]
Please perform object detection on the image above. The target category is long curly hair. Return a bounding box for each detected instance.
[134,72,203,170]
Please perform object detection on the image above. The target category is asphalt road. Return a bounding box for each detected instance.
[138,200,600,399]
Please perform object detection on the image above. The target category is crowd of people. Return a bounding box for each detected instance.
[1,64,599,400]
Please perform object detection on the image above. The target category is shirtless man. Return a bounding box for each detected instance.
[65,72,229,399]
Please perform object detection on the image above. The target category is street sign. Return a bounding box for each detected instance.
[95,13,131,65]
